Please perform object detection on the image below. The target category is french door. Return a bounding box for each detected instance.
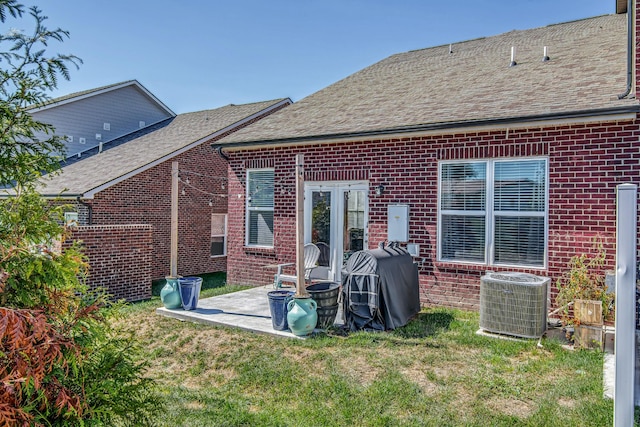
[304,182,369,282]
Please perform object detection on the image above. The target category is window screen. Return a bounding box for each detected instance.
[439,158,547,267]
[246,169,274,247]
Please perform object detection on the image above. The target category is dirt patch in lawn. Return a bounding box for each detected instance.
[400,366,438,395]
[488,397,534,419]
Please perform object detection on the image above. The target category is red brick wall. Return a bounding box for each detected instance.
[76,102,289,280]
[68,224,153,301]
[86,143,228,280]
[225,118,640,310]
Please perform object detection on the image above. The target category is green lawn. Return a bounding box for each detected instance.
[118,275,616,426]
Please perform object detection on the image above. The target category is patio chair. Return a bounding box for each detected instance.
[273,243,321,288]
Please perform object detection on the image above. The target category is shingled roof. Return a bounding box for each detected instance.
[217,14,638,147]
[36,98,290,197]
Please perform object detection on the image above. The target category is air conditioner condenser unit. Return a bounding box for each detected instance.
[480,272,550,339]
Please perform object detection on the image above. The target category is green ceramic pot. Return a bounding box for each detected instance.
[287,297,318,336]
[160,276,182,309]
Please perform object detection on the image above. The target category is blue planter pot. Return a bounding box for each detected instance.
[178,277,203,310]
[267,290,294,330]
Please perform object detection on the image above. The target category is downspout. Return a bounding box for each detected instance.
[217,145,230,161]
[76,196,92,225]
[618,0,634,99]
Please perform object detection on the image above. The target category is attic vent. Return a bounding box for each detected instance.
[103,122,110,131]
[139,120,145,128]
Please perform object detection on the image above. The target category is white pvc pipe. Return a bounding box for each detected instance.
[614,183,637,427]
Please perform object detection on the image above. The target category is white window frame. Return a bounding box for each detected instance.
[437,157,548,269]
[245,168,275,248]
[211,213,227,257]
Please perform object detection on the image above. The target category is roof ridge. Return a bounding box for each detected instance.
[225,98,290,107]
[405,13,615,56]
[180,98,290,115]
[40,79,138,106]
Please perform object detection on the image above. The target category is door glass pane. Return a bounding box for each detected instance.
[311,191,331,267]
[344,190,365,264]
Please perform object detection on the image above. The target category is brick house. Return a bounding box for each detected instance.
[37,97,291,301]
[214,4,639,310]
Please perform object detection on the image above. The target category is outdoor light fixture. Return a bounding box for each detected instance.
[375,184,385,196]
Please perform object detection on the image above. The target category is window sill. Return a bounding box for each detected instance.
[243,246,276,257]
[435,261,488,272]
[435,261,547,272]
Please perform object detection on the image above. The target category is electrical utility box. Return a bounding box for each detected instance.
[387,204,409,242]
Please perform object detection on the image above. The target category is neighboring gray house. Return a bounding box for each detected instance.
[28,80,175,158]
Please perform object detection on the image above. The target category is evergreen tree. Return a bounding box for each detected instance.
[0,2,161,425]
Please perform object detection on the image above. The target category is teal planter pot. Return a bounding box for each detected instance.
[160,277,182,309]
[287,297,318,336]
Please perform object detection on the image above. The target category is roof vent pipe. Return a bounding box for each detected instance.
[509,46,517,67]
[617,0,634,99]
[542,46,550,62]
[449,44,453,54]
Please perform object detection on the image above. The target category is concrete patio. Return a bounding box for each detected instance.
[155,284,340,338]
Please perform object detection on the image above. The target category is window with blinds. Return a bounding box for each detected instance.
[211,213,227,257]
[246,169,274,247]
[438,158,547,267]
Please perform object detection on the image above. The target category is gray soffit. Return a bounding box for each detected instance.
[35,99,290,197]
[216,14,637,148]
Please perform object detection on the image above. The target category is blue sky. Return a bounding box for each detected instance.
[33,1,616,113]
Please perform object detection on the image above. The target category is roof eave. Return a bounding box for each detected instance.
[213,105,640,150]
